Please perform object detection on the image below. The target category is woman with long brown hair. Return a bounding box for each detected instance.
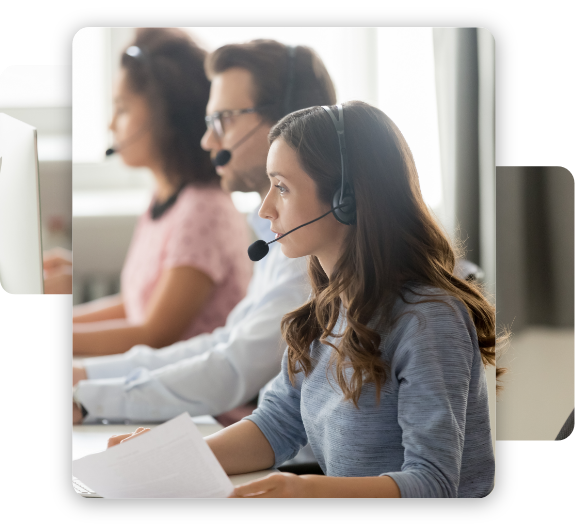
[111,100,498,497]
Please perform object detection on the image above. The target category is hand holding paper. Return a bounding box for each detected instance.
[107,427,150,448]
[72,413,234,498]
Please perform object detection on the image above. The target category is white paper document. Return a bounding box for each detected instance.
[72,413,234,498]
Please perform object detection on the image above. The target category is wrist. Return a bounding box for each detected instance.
[72,384,89,422]
[72,402,86,424]
[73,364,88,386]
[300,475,322,498]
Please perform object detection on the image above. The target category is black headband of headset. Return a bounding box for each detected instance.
[321,104,351,204]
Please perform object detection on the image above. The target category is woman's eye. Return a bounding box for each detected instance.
[274,184,287,194]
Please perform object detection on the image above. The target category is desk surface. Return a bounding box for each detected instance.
[73,415,275,489]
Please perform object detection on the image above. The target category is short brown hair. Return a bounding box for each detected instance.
[205,39,337,124]
[122,28,218,188]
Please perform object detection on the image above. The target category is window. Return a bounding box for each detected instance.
[72,27,442,215]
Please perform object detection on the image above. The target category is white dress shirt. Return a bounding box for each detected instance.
[76,209,309,423]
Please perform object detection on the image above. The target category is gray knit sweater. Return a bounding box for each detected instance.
[246,287,495,497]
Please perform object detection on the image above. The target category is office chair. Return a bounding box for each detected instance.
[278,444,324,475]
[555,408,575,441]
[454,258,485,283]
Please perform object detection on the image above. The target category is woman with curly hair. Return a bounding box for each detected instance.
[112,100,500,498]
[73,28,252,355]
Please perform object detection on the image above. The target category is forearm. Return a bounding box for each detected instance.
[73,295,125,323]
[73,320,158,355]
[206,420,275,475]
[301,474,401,498]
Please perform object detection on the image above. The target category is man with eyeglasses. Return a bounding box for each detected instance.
[72,39,337,425]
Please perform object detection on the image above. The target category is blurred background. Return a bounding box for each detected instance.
[0,69,63,429]
[71,27,497,444]
[496,167,574,440]
[0,65,72,253]
[72,27,495,300]
[0,27,499,440]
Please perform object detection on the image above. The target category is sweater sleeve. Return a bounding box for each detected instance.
[382,297,477,498]
[244,350,308,467]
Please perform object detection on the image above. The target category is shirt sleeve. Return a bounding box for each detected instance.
[162,192,232,284]
[244,351,308,467]
[382,297,477,498]
[83,235,263,382]
[76,248,309,423]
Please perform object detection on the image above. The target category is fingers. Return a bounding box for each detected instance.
[120,427,150,444]
[107,433,134,448]
[43,267,73,294]
[230,489,270,498]
[43,257,66,270]
[231,473,279,498]
[106,428,147,448]
[43,247,72,269]
[72,365,87,386]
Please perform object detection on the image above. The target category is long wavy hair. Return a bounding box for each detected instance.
[270,101,505,407]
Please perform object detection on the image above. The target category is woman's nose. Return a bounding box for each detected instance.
[258,189,276,221]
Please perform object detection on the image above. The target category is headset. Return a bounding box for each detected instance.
[105,45,188,220]
[106,46,151,157]
[247,103,357,261]
[321,104,356,226]
[214,45,298,167]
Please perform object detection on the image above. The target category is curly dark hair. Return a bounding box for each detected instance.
[121,28,218,188]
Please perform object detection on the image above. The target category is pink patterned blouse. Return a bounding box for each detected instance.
[121,185,252,341]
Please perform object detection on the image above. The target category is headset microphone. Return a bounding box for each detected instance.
[248,207,337,261]
[214,46,297,169]
[212,119,266,167]
[213,148,231,167]
[105,125,150,157]
[247,104,356,261]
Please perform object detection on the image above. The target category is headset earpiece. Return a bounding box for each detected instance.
[247,103,356,262]
[332,187,356,225]
[322,104,357,226]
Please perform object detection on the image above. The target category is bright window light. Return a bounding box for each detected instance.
[73,27,443,220]
[188,27,379,106]
[72,28,109,163]
[377,28,442,212]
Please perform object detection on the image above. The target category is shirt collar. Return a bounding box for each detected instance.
[248,206,275,242]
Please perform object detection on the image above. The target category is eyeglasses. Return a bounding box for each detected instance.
[204,107,261,139]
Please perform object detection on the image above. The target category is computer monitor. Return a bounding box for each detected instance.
[0,113,44,294]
